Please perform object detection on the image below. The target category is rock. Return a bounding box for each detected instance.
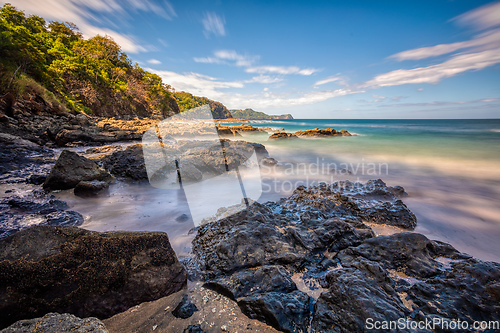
[183,325,205,333]
[216,124,267,136]
[85,145,123,155]
[261,157,278,166]
[172,295,198,319]
[309,232,500,332]
[238,291,313,333]
[295,127,351,137]
[204,265,297,300]
[0,191,83,239]
[100,144,148,180]
[26,174,47,185]
[74,180,110,197]
[268,132,298,140]
[0,225,187,329]
[312,259,408,333]
[0,312,108,333]
[337,233,468,279]
[43,150,113,190]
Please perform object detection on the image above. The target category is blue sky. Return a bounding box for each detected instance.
[4,0,500,118]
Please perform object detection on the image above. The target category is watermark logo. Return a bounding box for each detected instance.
[142,105,262,226]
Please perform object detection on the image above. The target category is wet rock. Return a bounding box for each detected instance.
[100,144,148,180]
[308,232,500,332]
[172,295,198,319]
[0,225,187,329]
[295,128,351,137]
[337,233,468,279]
[43,150,113,190]
[268,132,298,140]
[183,325,205,333]
[26,174,47,185]
[238,290,313,333]
[0,312,108,333]
[0,191,83,239]
[205,265,297,300]
[74,180,110,197]
[312,258,408,333]
[261,157,278,166]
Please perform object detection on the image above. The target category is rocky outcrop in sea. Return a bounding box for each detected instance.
[188,181,499,332]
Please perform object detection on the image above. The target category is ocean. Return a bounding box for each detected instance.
[58,119,500,262]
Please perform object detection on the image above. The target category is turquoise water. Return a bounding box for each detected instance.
[230,119,500,262]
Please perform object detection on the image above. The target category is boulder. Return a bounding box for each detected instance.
[43,150,113,190]
[268,132,298,140]
[0,226,187,329]
[294,127,351,137]
[74,180,110,197]
[0,312,108,333]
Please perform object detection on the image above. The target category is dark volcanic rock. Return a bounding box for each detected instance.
[0,191,83,239]
[268,132,298,140]
[238,290,313,333]
[43,150,113,190]
[101,144,148,180]
[0,312,108,333]
[295,128,351,137]
[172,295,198,319]
[205,265,297,300]
[310,232,500,332]
[0,225,187,329]
[191,182,500,332]
[74,180,110,197]
[183,325,205,333]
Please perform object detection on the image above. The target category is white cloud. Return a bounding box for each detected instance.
[245,75,283,84]
[202,12,226,38]
[380,98,500,108]
[365,49,500,88]
[391,29,500,61]
[148,69,243,99]
[452,1,500,31]
[5,0,176,53]
[314,76,340,86]
[370,2,500,89]
[194,50,258,67]
[245,65,320,76]
[372,94,386,100]
[147,59,162,65]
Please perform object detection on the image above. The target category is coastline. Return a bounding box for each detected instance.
[1,119,499,332]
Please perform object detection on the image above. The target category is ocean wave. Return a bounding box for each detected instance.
[490,129,500,133]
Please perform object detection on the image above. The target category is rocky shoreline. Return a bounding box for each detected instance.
[0,118,499,332]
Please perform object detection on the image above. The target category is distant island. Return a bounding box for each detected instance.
[230,108,293,120]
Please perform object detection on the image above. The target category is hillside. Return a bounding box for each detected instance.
[230,108,293,120]
[0,4,231,120]
[174,91,232,119]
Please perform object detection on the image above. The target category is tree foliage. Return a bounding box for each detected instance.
[0,3,177,118]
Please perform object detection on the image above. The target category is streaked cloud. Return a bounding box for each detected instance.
[202,12,226,38]
[149,69,243,99]
[314,76,341,86]
[245,65,320,76]
[245,75,283,84]
[368,2,500,89]
[364,49,500,88]
[452,1,500,31]
[379,98,500,108]
[194,50,258,67]
[147,59,162,65]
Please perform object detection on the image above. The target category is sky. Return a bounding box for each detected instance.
[3,0,500,119]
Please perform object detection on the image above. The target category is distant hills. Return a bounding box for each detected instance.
[230,108,293,120]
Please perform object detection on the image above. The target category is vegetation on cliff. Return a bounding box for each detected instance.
[174,91,232,119]
[230,108,293,120]
[0,4,233,119]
